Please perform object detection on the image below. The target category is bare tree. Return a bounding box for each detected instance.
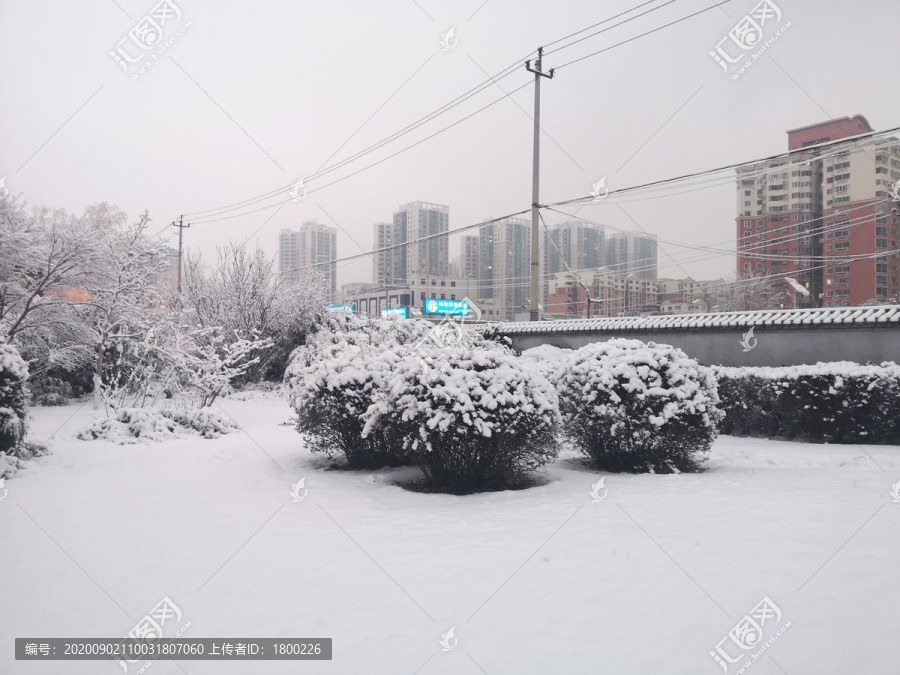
[81,210,170,409]
[182,243,326,380]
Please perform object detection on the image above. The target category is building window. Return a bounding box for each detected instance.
[877,238,888,248]
[440,294,445,299]
[450,281,456,287]
[451,294,456,300]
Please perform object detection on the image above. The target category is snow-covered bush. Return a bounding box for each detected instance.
[287,337,408,468]
[557,339,723,473]
[713,362,900,443]
[286,313,518,472]
[77,407,238,444]
[0,340,29,454]
[365,347,560,493]
[519,344,572,384]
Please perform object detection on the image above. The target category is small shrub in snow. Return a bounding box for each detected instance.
[26,376,75,406]
[169,409,240,439]
[712,362,900,443]
[77,407,238,444]
[287,338,408,468]
[0,341,29,455]
[366,347,560,493]
[557,339,723,473]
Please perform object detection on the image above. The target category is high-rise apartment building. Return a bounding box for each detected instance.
[373,202,450,285]
[397,201,450,280]
[461,235,480,279]
[542,220,606,303]
[605,231,658,279]
[736,115,900,308]
[479,217,531,321]
[373,222,395,286]
[279,220,337,298]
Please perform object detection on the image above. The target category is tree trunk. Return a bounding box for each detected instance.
[93,342,104,410]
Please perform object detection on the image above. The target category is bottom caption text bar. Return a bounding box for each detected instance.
[16,639,332,660]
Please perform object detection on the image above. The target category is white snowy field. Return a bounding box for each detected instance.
[1,397,898,675]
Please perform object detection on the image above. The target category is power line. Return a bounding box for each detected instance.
[184,56,534,221]
[178,1,738,226]
[543,0,667,49]
[190,81,533,225]
[552,0,736,71]
[273,128,900,276]
[543,0,685,56]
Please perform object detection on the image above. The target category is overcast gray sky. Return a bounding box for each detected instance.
[2,0,898,287]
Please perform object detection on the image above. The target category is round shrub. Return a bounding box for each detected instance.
[286,337,408,468]
[557,339,723,473]
[0,341,29,455]
[366,346,560,493]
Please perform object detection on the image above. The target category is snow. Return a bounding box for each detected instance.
[1,399,898,674]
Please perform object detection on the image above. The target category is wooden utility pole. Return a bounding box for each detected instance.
[526,48,554,321]
[172,215,190,293]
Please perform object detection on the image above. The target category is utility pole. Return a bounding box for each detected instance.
[526,48,554,321]
[172,215,190,294]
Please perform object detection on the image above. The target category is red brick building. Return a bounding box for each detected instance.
[736,115,900,308]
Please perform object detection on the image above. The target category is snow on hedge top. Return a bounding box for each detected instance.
[557,338,721,428]
[712,361,900,381]
[0,341,29,381]
[365,346,559,441]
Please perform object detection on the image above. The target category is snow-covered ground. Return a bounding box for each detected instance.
[1,397,898,674]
